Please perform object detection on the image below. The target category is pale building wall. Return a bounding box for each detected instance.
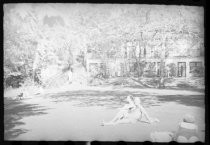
[86,39,204,78]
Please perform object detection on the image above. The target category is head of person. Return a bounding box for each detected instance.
[183,114,195,124]
[126,95,134,103]
[134,97,141,107]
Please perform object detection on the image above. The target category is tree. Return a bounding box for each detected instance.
[4,4,203,88]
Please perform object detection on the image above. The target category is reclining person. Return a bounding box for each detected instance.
[101,95,136,126]
[101,95,159,126]
[134,97,159,124]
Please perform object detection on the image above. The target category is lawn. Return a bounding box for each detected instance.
[4,85,205,142]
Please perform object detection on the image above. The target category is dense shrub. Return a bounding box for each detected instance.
[4,72,24,88]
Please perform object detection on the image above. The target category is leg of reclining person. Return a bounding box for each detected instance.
[114,118,135,124]
[140,106,159,123]
[104,112,138,125]
[102,95,136,126]
[134,97,154,123]
[111,110,127,122]
[102,109,128,125]
[139,106,152,123]
[105,100,135,124]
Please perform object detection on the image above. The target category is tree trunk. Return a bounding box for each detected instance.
[158,35,167,89]
[137,61,141,78]
[32,51,39,84]
[159,58,165,88]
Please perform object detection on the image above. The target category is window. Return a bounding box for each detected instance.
[178,62,186,77]
[189,62,204,77]
[190,62,202,72]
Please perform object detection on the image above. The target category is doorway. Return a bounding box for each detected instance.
[178,62,186,77]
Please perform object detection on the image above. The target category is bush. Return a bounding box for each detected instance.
[21,78,35,87]
[4,72,24,88]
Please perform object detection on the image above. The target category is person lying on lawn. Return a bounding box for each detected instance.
[101,96,159,126]
[101,95,136,126]
[134,97,159,124]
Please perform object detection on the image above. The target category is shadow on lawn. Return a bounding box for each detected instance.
[156,95,204,108]
[4,97,49,140]
[44,90,204,109]
[44,90,143,109]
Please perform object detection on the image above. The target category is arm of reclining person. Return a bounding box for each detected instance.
[121,101,136,110]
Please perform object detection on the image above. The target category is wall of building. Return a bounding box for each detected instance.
[86,37,204,78]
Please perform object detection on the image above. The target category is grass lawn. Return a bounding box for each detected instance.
[4,85,205,142]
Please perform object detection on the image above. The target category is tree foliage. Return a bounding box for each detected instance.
[4,4,204,87]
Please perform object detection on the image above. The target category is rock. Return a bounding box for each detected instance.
[150,132,174,142]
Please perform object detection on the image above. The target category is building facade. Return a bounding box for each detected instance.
[86,37,204,78]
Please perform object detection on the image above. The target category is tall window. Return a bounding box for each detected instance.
[178,62,186,77]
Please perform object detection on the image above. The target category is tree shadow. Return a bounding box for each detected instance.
[43,90,155,109]
[125,77,204,91]
[155,95,204,108]
[163,87,204,93]
[4,98,50,140]
[43,89,204,110]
